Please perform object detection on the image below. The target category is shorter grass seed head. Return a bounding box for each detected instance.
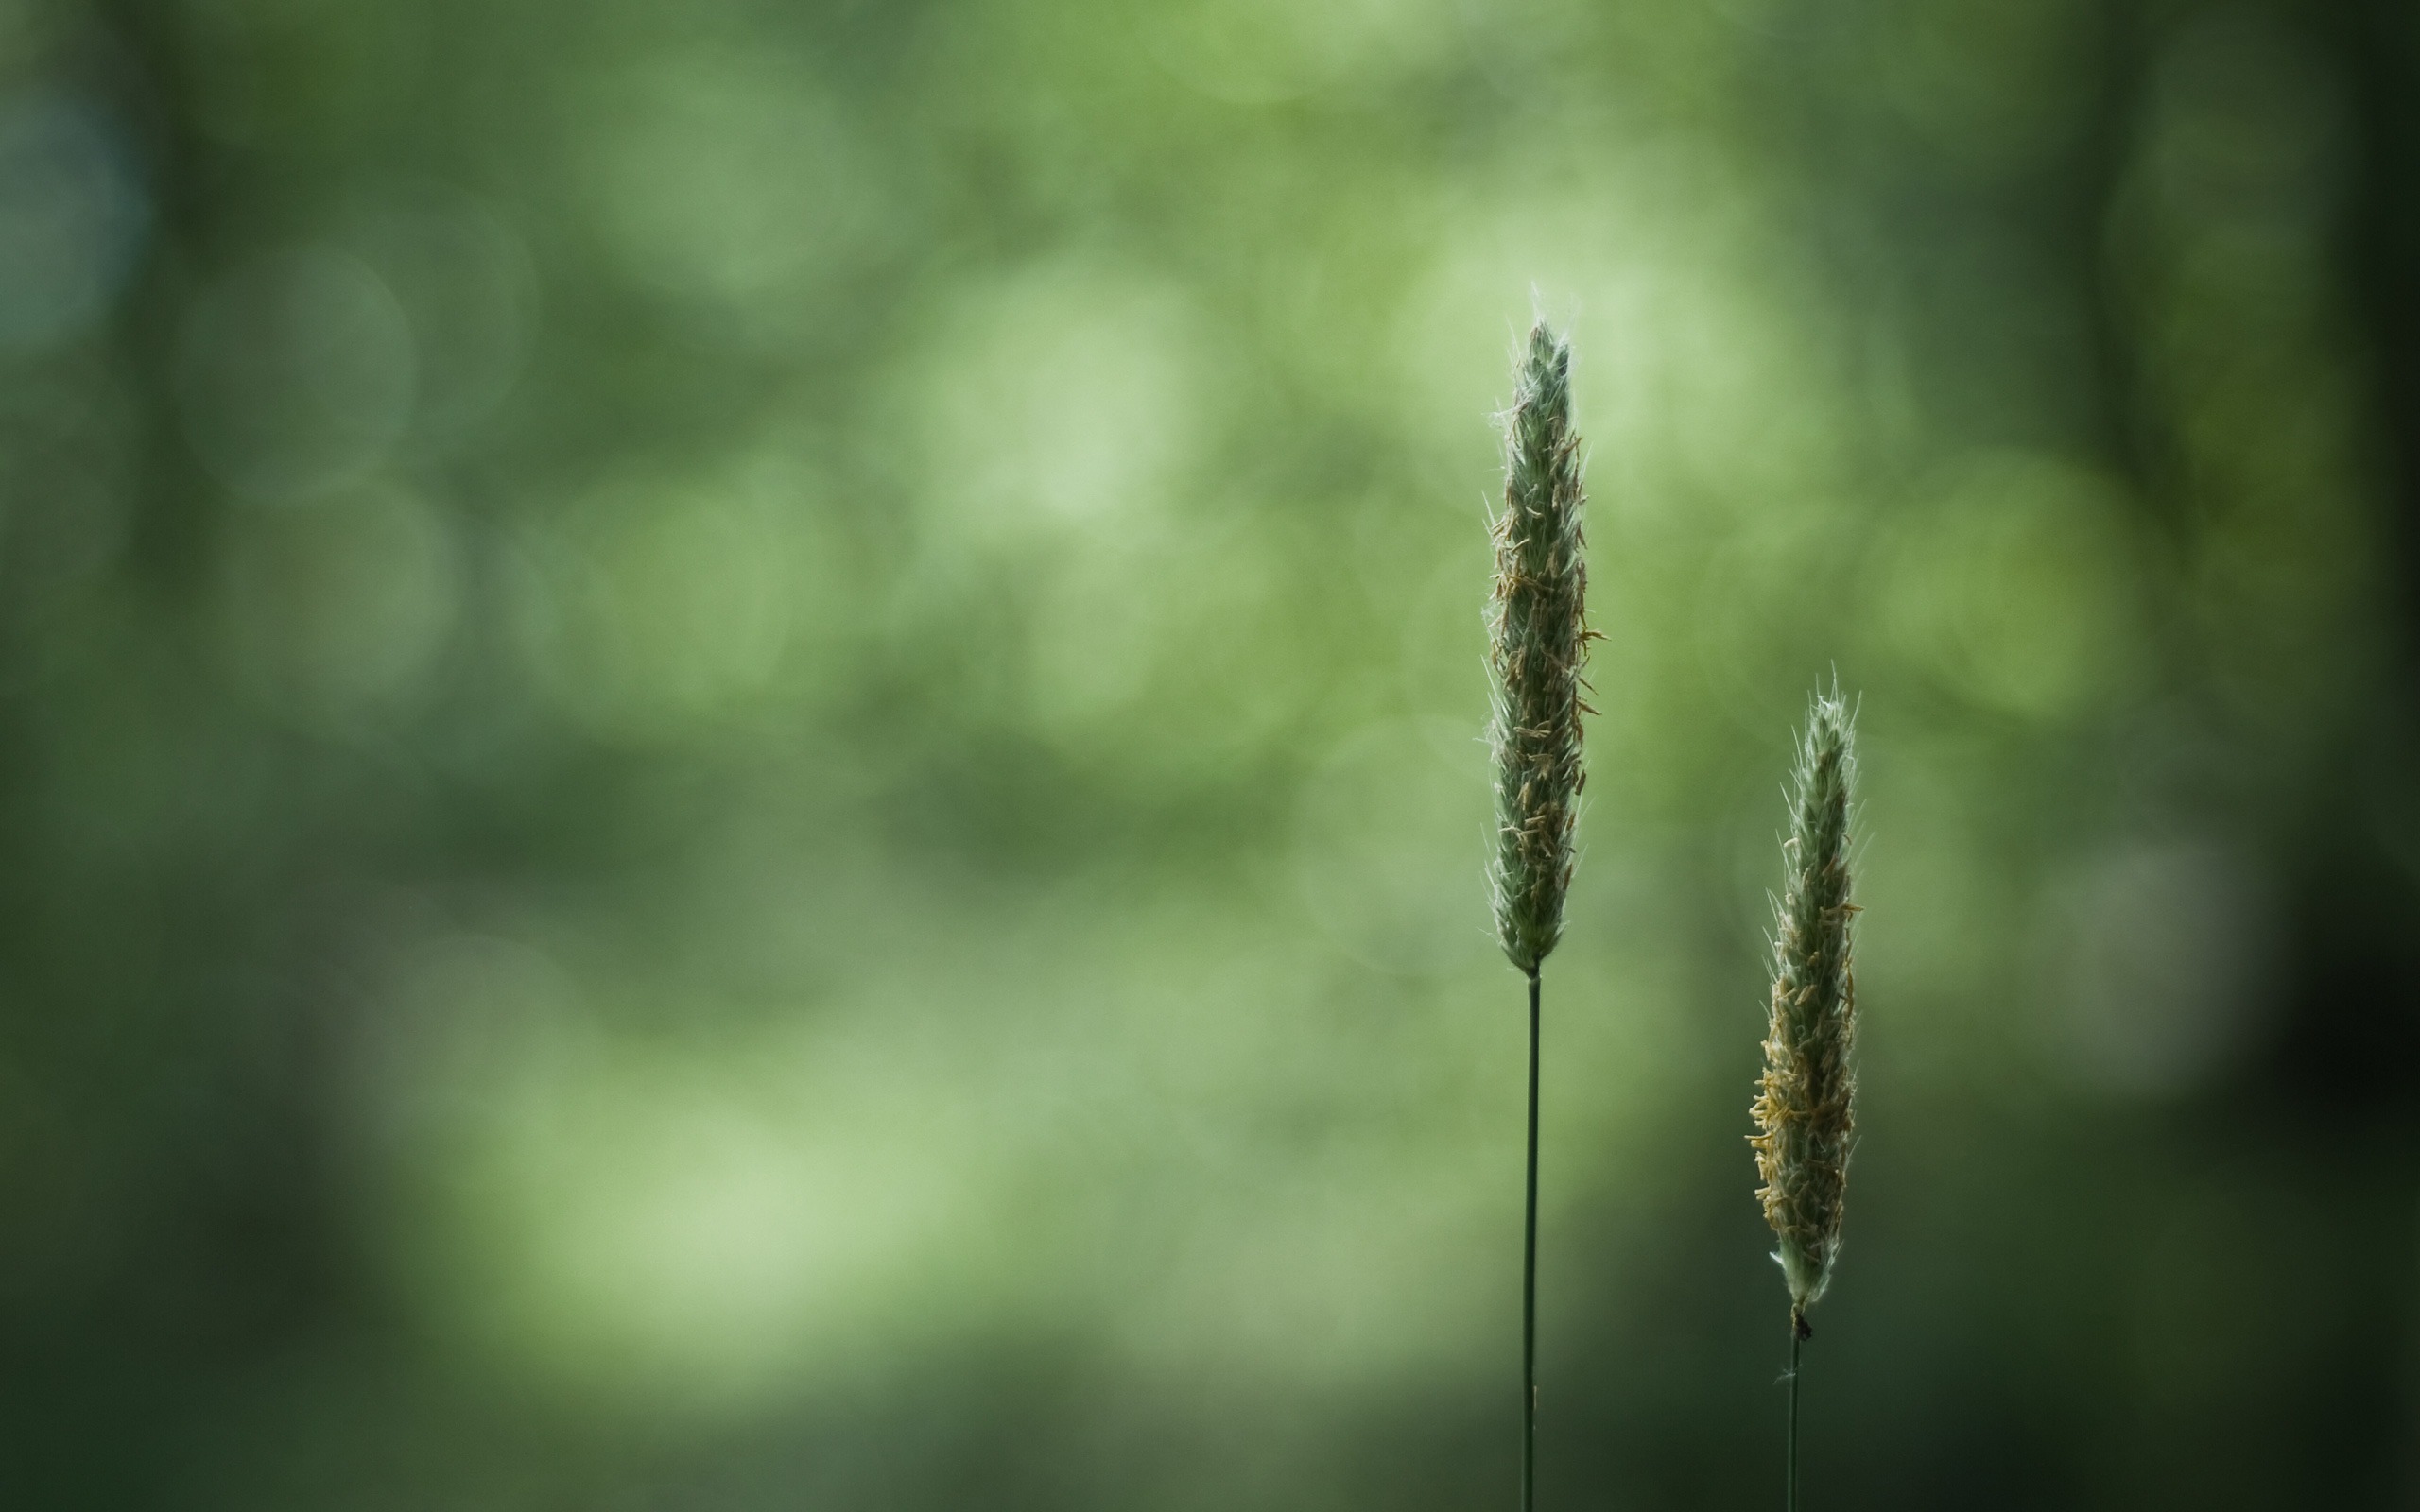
[1750,684,1859,1320]
[1487,322,1593,975]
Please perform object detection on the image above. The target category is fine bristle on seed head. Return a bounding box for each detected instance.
[1487,322,1593,976]
[1749,682,1859,1314]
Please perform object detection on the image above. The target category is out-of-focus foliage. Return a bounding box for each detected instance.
[1,0,2416,1506]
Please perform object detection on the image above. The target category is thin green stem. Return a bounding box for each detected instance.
[1786,1313,1803,1512]
[1522,968,1541,1512]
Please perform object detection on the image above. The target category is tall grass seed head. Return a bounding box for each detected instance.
[1749,684,1859,1316]
[1486,322,1594,976]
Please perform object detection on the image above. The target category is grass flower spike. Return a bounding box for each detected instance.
[1488,322,1592,976]
[1751,685,1859,1321]
[1751,684,1858,1512]
[1487,319,1590,1512]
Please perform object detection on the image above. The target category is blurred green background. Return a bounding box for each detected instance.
[2,0,2417,1505]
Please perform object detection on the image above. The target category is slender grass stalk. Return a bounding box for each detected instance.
[1750,685,1859,1512]
[1522,969,1541,1508]
[1487,321,1591,1512]
[1787,1311,1806,1512]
